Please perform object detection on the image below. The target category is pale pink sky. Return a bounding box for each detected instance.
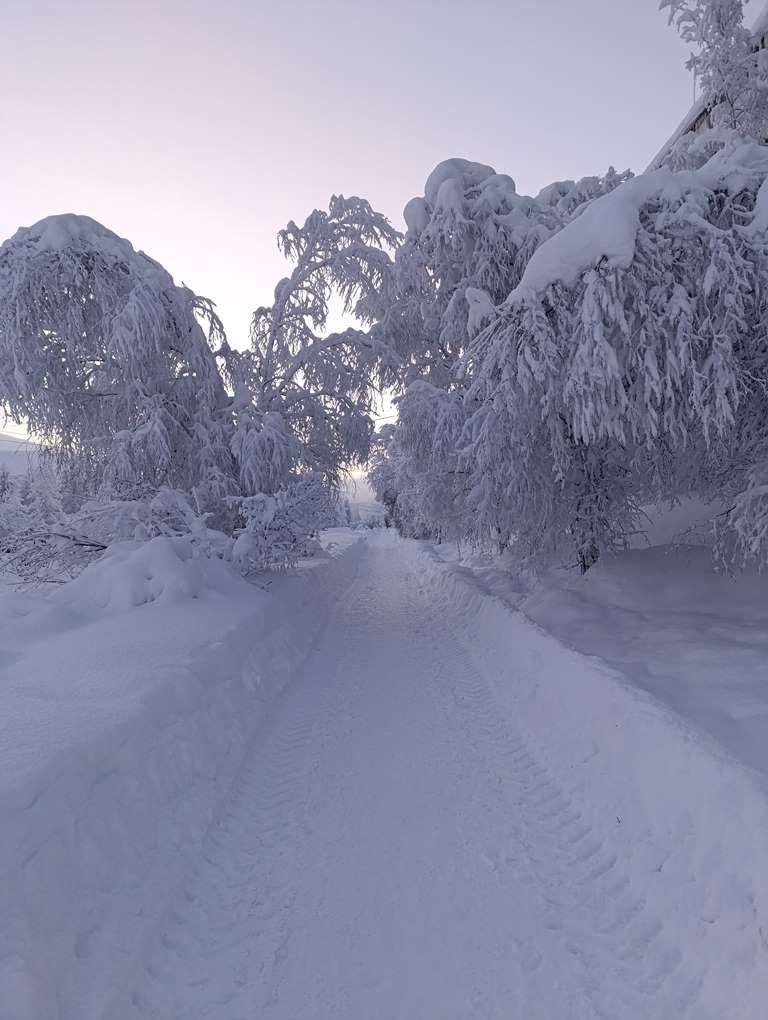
[2,0,701,347]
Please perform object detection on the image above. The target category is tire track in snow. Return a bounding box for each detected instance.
[116,596,356,1019]
[429,624,709,1020]
[115,535,715,1019]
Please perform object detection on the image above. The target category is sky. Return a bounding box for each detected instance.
[1,0,708,350]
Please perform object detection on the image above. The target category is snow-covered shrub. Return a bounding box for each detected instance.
[53,534,235,612]
[0,485,223,585]
[231,473,338,572]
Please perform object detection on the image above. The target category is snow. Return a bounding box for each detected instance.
[405,159,519,235]
[465,285,496,335]
[509,141,768,302]
[509,172,665,300]
[402,196,429,232]
[112,532,768,1019]
[645,94,710,173]
[745,172,768,236]
[7,214,139,259]
[526,546,768,774]
[4,526,768,1018]
[0,535,363,1019]
[52,536,234,613]
[423,158,499,206]
[429,497,768,788]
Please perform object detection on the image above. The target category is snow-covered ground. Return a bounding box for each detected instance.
[3,527,768,1018]
[433,499,768,785]
[0,531,361,1019]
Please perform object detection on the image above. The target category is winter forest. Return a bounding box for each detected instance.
[4,1,768,1018]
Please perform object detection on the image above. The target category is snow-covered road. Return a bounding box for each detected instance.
[111,534,768,1020]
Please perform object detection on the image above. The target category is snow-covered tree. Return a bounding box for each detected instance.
[465,139,768,568]
[0,210,402,581]
[662,0,768,148]
[238,195,401,496]
[370,158,631,548]
[0,215,239,513]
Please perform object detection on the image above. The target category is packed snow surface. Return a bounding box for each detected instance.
[4,529,768,1018]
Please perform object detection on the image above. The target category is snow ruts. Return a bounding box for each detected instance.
[114,533,768,1019]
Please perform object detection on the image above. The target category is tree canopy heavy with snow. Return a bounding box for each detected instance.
[0,215,238,511]
[465,141,768,568]
[369,157,633,553]
[368,3,768,571]
[0,203,401,578]
[658,0,768,169]
[237,195,401,496]
[372,144,768,570]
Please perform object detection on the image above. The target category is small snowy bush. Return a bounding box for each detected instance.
[232,474,338,572]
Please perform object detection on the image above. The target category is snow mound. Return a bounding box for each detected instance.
[465,286,496,336]
[53,537,234,614]
[403,197,429,233]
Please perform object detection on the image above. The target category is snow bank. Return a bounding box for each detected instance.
[53,536,233,614]
[522,542,768,780]
[401,535,768,1016]
[0,535,362,1020]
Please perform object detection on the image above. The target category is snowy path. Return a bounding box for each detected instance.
[114,536,757,1019]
